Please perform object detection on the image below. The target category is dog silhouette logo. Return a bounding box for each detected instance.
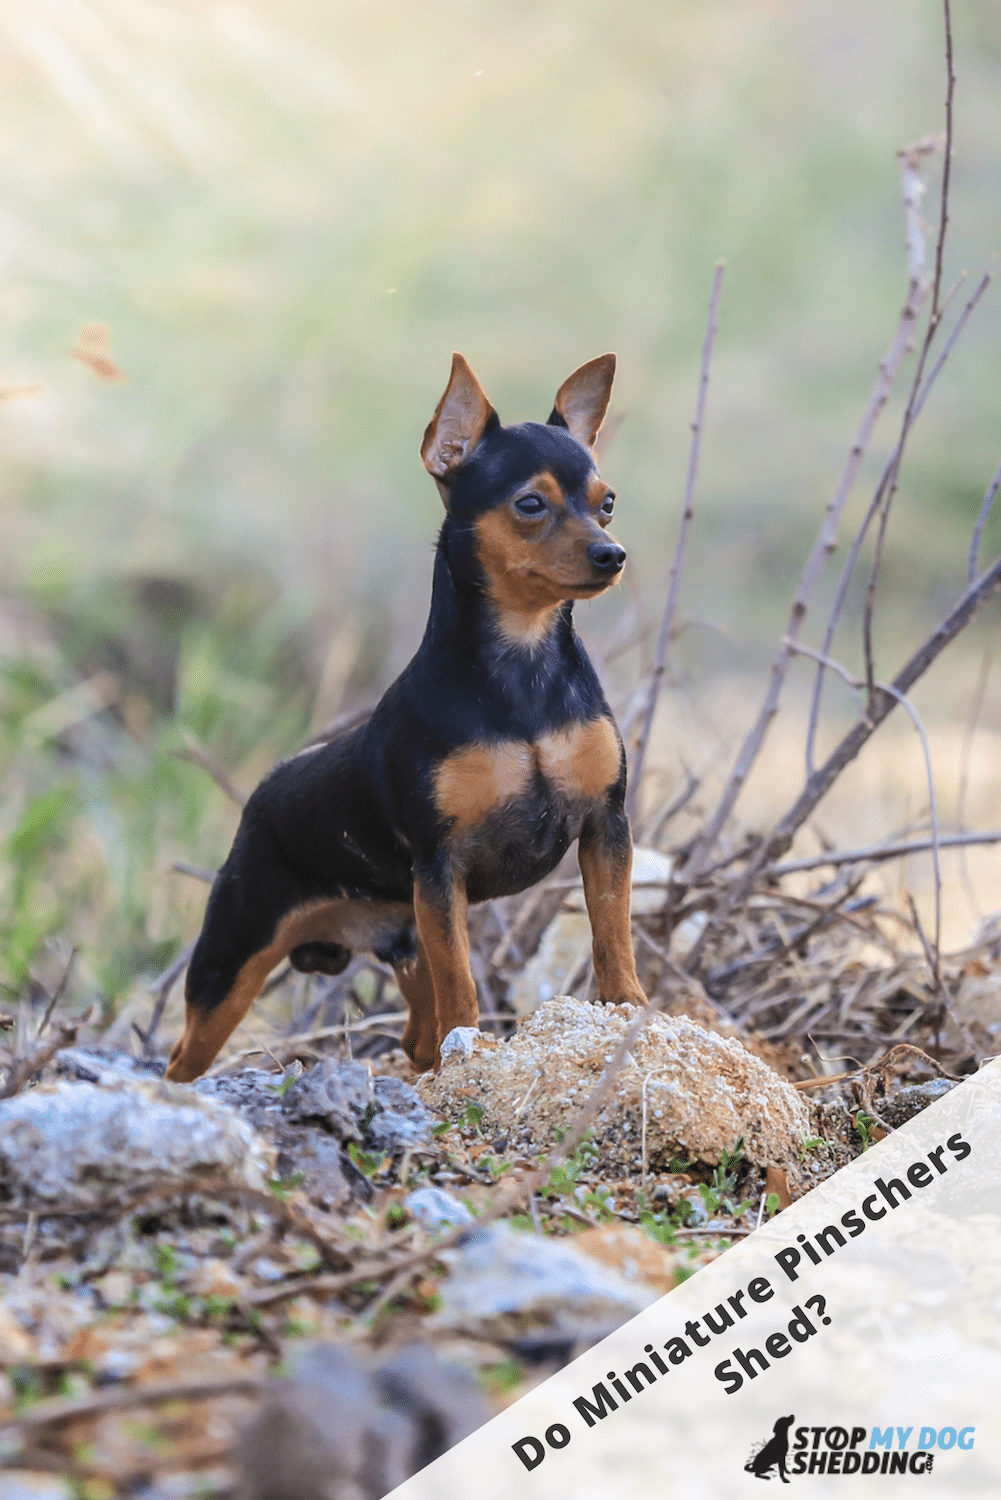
[745,1415,796,1482]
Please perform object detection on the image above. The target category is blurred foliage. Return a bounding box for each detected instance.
[0,0,999,1014]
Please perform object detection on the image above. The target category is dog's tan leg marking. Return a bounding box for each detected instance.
[166,897,413,1081]
[394,938,438,1074]
[412,878,478,1058]
[166,946,282,1082]
[578,831,646,1007]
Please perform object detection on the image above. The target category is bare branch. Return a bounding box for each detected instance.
[627,263,725,821]
[171,732,246,808]
[0,1007,96,1100]
[682,144,937,882]
[968,458,1001,582]
[773,828,1001,876]
[805,270,991,775]
[36,946,78,1038]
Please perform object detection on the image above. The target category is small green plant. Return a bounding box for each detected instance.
[479,1357,523,1395]
[854,1112,876,1151]
[269,1171,307,1199]
[540,1130,600,1200]
[153,1242,180,1285]
[463,1101,485,1131]
[431,1120,452,1138]
[693,1139,754,1221]
[347,1144,391,1178]
[636,1188,696,1246]
[800,1135,829,1161]
[669,1156,691,1173]
[264,1072,300,1099]
[765,1192,782,1218]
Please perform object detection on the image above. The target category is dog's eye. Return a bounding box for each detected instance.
[600,492,615,516]
[514,494,546,516]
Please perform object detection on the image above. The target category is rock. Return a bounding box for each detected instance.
[419,995,811,1171]
[571,1222,722,1295]
[405,1187,474,1232]
[193,1069,287,1133]
[368,1075,437,1151]
[0,1081,275,1209]
[236,1343,487,1500]
[438,1027,480,1063]
[431,1222,656,1341]
[0,1477,73,1500]
[53,1047,163,1086]
[880,1078,955,1128]
[273,1124,357,1210]
[281,1059,373,1138]
[508,914,591,1016]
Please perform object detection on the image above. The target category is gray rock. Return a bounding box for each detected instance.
[0,1081,275,1209]
[405,1187,474,1232]
[281,1059,373,1139]
[880,1078,956,1128]
[439,1026,479,1063]
[53,1047,163,1086]
[273,1124,358,1211]
[368,1075,437,1152]
[193,1069,286,1133]
[236,1343,487,1500]
[432,1222,656,1340]
[0,1476,73,1500]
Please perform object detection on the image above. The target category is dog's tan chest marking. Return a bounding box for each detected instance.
[535,717,621,801]
[433,718,620,831]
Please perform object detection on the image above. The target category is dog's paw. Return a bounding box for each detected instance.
[438,1026,480,1064]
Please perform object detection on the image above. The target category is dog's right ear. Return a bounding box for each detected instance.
[421,354,495,499]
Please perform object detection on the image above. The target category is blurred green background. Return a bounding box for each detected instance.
[1,0,999,1017]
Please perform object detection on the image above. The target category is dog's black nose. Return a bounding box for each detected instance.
[587,540,626,573]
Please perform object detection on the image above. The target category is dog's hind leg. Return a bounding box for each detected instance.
[412,874,479,1061]
[393,937,438,1075]
[165,834,304,1081]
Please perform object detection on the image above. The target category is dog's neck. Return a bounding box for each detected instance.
[412,528,585,731]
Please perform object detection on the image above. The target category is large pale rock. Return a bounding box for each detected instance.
[431,1223,656,1341]
[419,995,811,1171]
[0,1081,275,1209]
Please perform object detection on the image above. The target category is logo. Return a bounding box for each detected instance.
[744,1421,975,1480]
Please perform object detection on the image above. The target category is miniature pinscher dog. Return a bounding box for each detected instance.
[165,353,646,1082]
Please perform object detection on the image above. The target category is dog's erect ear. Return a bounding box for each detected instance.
[548,354,616,450]
[421,354,494,486]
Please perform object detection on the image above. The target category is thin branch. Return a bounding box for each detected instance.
[36,947,78,1038]
[627,263,725,820]
[773,828,1001,876]
[682,144,937,882]
[968,458,1001,582]
[6,1374,267,1433]
[862,7,955,701]
[171,732,246,808]
[805,269,991,775]
[143,940,196,1056]
[0,1008,96,1100]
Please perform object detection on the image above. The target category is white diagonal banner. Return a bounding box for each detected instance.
[388,1058,1001,1498]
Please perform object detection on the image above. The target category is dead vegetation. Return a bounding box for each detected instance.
[1,4,1000,1495]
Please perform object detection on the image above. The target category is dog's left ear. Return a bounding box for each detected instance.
[548,354,616,450]
[421,353,495,491]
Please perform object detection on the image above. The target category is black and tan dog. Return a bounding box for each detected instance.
[165,353,646,1082]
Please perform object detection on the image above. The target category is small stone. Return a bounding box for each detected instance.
[439,1027,480,1063]
[404,1187,474,1232]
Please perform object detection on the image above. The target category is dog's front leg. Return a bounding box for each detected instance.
[412,868,479,1062]
[578,803,647,1007]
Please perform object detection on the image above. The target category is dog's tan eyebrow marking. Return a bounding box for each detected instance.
[586,472,611,510]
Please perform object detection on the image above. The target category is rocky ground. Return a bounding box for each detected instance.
[0,992,961,1500]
